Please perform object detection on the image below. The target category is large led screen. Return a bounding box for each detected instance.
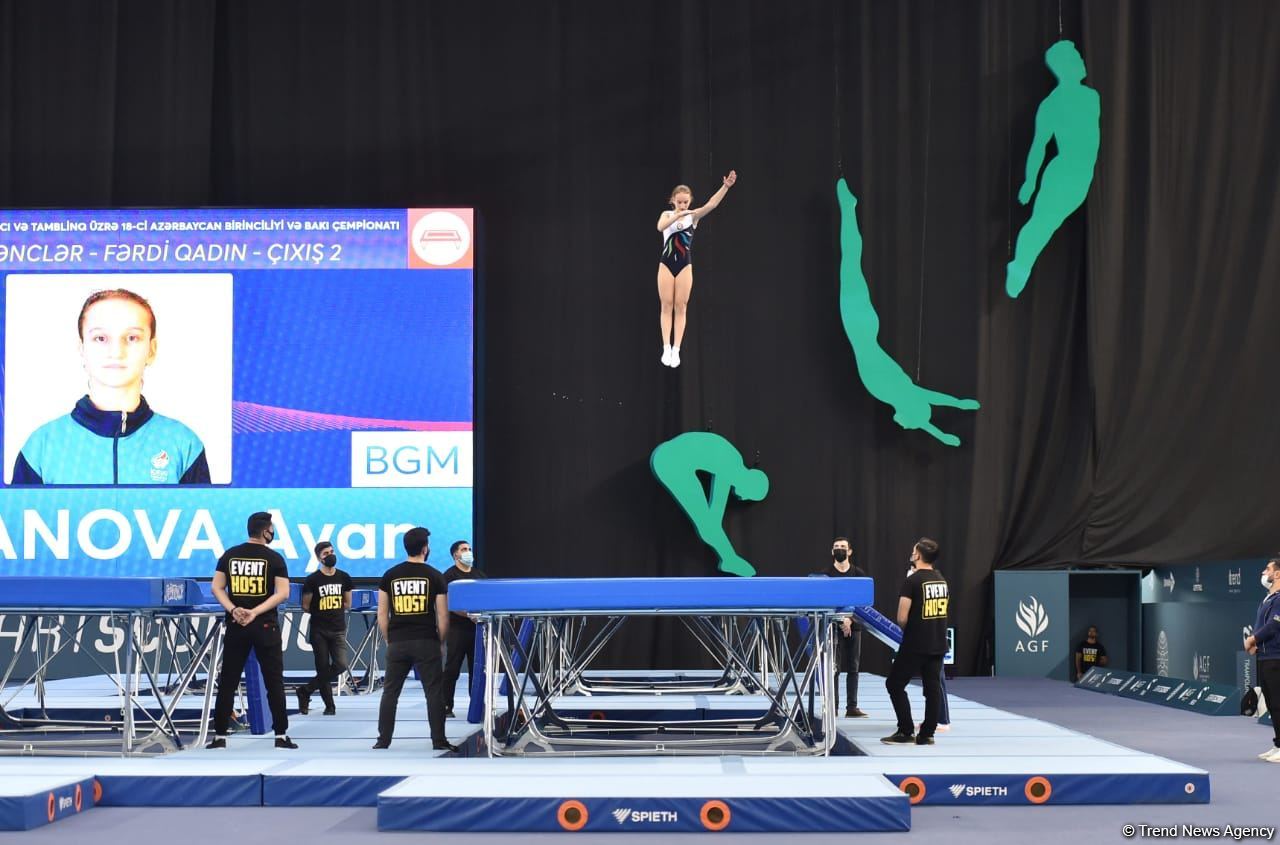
[0,208,474,577]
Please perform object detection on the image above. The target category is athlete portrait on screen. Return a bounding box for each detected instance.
[10,288,210,485]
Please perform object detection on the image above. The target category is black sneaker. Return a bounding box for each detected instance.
[880,732,915,745]
[322,708,337,716]
[205,736,227,749]
[274,735,299,749]
[296,688,310,715]
[372,740,391,750]
[443,708,455,719]
[432,741,460,753]
[846,707,869,718]
[915,735,934,745]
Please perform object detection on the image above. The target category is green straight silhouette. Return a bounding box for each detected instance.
[835,178,980,447]
[1007,40,1100,299]
[650,432,769,577]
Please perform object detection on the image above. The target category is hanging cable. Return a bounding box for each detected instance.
[705,1,714,175]
[915,0,936,382]
[1008,0,1014,259]
[833,1,844,176]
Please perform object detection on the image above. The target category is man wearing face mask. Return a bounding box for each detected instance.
[816,537,868,718]
[297,542,354,716]
[1243,558,1280,762]
[207,511,296,749]
[441,540,486,718]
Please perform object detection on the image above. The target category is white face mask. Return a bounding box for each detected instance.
[461,552,474,566]
[1264,573,1275,589]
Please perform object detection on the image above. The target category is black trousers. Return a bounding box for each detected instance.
[378,638,447,745]
[832,628,861,711]
[1260,658,1280,747]
[885,651,944,738]
[442,620,477,712]
[214,616,288,736]
[300,626,350,710]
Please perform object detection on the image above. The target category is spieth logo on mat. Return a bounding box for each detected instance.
[1013,596,1049,653]
[612,808,678,824]
[948,783,1008,799]
[162,580,186,603]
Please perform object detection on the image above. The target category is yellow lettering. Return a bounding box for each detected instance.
[393,595,427,615]
[230,574,266,596]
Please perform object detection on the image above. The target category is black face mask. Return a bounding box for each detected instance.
[322,554,337,567]
[833,549,848,563]
[265,529,275,543]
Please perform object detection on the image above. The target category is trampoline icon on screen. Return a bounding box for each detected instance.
[408,209,472,268]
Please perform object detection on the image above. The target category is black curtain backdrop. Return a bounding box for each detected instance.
[2,0,1279,673]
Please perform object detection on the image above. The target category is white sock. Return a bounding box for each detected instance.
[661,344,673,366]
[670,346,681,367]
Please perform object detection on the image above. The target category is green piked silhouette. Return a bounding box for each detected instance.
[1007,40,1100,299]
[650,432,769,577]
[835,178,980,447]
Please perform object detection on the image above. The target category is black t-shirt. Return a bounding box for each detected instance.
[215,542,289,622]
[379,561,448,642]
[443,564,487,623]
[898,568,949,655]
[1076,640,1107,672]
[818,562,866,631]
[303,568,354,632]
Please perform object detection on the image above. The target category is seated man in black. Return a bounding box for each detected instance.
[1074,625,1108,681]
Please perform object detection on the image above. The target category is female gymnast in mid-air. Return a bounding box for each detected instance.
[656,170,736,368]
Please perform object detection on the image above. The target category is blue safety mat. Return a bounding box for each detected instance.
[376,761,909,832]
[448,577,873,614]
[0,775,96,831]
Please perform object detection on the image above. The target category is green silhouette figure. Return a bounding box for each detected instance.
[835,178,980,447]
[1007,40,1100,299]
[650,432,769,577]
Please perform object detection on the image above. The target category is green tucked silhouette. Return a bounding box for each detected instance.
[835,178,980,447]
[650,432,769,577]
[1007,40,1100,299]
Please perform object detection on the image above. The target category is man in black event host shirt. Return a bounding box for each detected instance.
[882,537,949,746]
[297,541,354,715]
[374,526,456,751]
[1074,625,1108,681]
[208,511,297,749]
[441,539,486,719]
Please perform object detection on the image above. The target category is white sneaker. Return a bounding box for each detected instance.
[670,347,681,368]
[661,345,673,366]
[1262,747,1280,761]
